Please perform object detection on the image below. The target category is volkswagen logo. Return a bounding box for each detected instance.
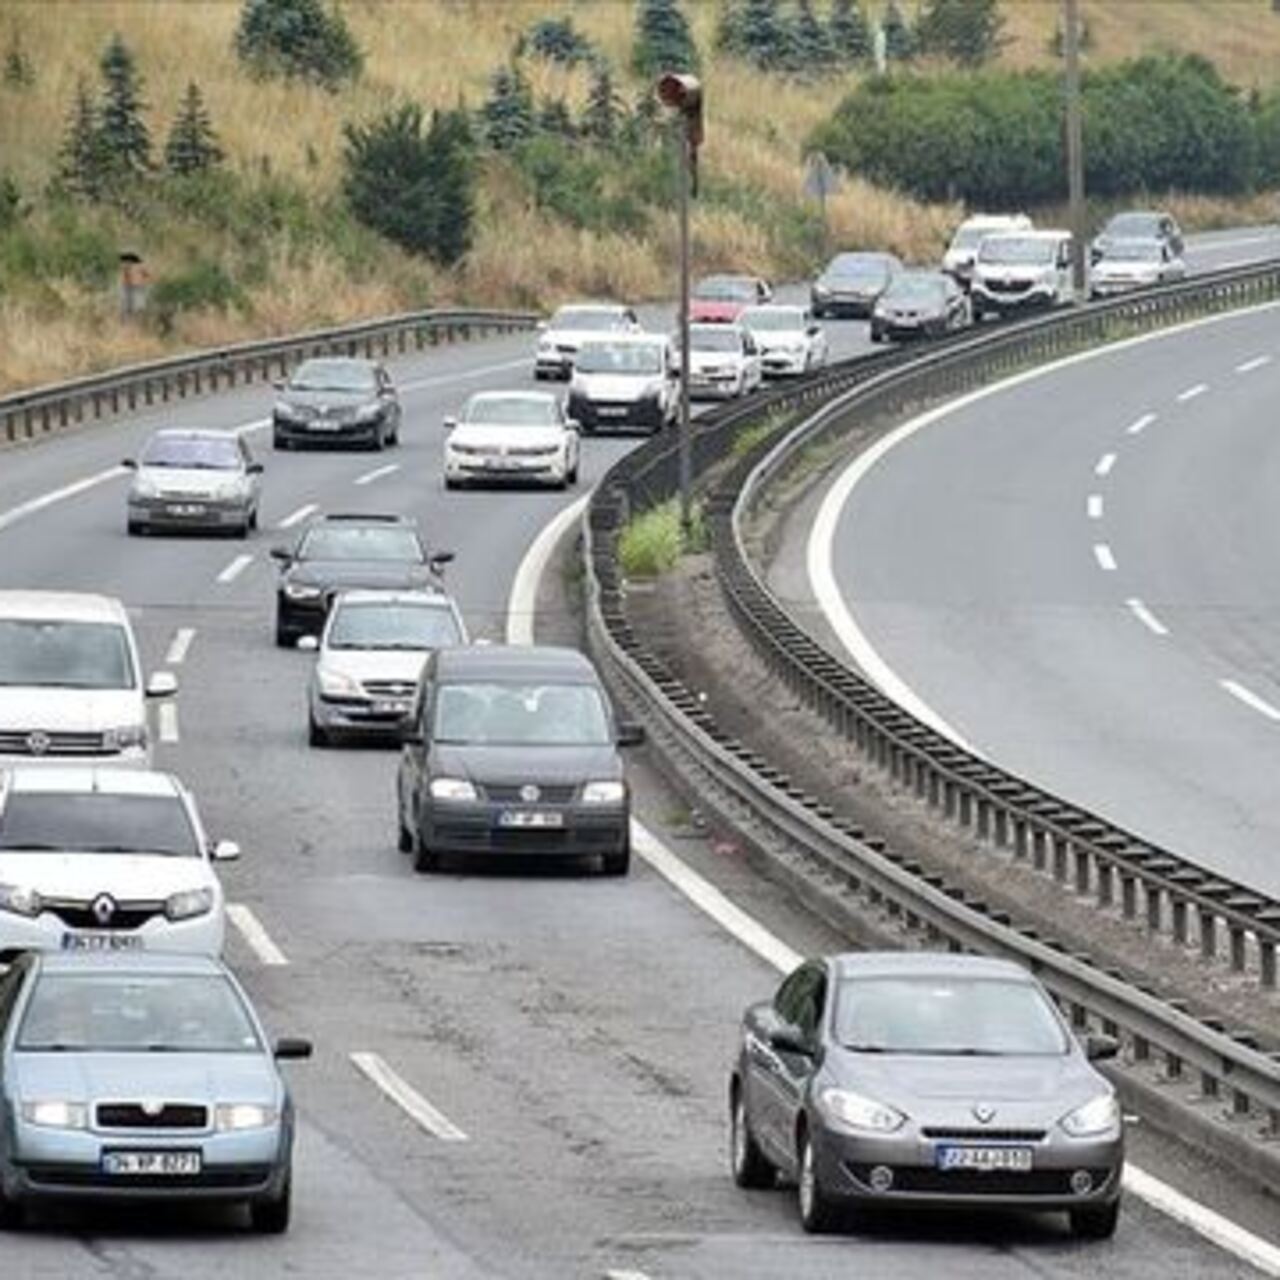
[25,731,50,756]
[972,1102,997,1124]
[519,784,541,803]
[91,893,118,926]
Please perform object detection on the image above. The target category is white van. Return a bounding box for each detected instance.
[0,592,176,768]
[943,213,1033,286]
[971,229,1075,317]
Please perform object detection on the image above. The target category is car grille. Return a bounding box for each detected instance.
[0,730,113,756]
[847,1164,1114,1197]
[46,900,162,931]
[922,1128,1047,1142]
[986,278,1034,295]
[555,344,576,354]
[362,680,417,698]
[482,784,578,804]
[97,1103,209,1130]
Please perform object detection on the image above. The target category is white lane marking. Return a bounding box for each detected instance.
[1126,412,1157,436]
[399,356,531,394]
[157,702,179,744]
[350,1052,469,1142]
[1177,383,1208,402]
[1095,452,1116,477]
[215,553,254,584]
[1236,355,1270,374]
[1094,543,1117,572]
[605,1271,654,1280]
[506,493,592,644]
[165,627,196,665]
[1220,679,1280,723]
[1126,598,1169,637]
[1087,494,1104,520]
[0,465,127,532]
[226,903,289,966]
[354,463,400,487]
[276,502,317,530]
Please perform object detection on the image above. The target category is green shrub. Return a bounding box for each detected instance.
[632,0,699,78]
[520,16,596,67]
[618,498,703,578]
[234,0,362,90]
[149,259,245,333]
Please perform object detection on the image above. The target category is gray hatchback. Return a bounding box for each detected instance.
[730,952,1124,1237]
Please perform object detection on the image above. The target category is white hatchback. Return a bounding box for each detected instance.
[684,324,764,400]
[0,767,237,959]
[738,306,829,378]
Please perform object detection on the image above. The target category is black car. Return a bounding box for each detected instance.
[870,271,970,343]
[1090,210,1184,264]
[272,357,401,451]
[810,252,902,319]
[271,513,453,647]
[395,645,643,876]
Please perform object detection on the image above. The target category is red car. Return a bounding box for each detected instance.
[690,275,773,323]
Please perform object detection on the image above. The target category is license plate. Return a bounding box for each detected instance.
[485,457,520,470]
[62,932,143,952]
[102,1150,201,1176]
[167,503,206,516]
[498,810,564,829]
[598,407,629,417]
[936,1145,1033,1172]
[372,699,409,714]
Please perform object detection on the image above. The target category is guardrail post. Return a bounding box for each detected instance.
[1032,827,1046,870]
[1172,897,1189,946]
[1012,816,1027,860]
[957,788,972,829]
[1146,884,1162,933]
[1075,848,1090,896]
[976,797,991,840]
[1199,907,1217,961]
[1096,861,1114,908]
[1261,939,1276,989]
[1052,835,1068,882]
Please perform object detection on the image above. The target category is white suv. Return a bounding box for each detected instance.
[0,592,176,768]
[0,767,238,958]
[972,230,1075,317]
[943,213,1033,286]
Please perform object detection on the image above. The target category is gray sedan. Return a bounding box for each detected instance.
[125,429,262,538]
[0,951,310,1231]
[729,952,1124,1237]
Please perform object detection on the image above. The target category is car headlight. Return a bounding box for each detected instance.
[283,582,322,601]
[816,1087,907,1134]
[215,1103,278,1132]
[429,777,478,802]
[103,723,148,751]
[353,403,384,422]
[130,475,160,500]
[538,338,556,353]
[317,666,362,698]
[164,886,214,922]
[581,780,626,805]
[812,283,831,297]
[0,883,43,918]
[1060,1092,1120,1138]
[274,400,306,420]
[21,1100,87,1130]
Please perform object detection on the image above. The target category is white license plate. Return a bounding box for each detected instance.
[498,810,564,829]
[485,458,520,470]
[310,420,344,431]
[62,932,143,952]
[936,1145,1033,1172]
[102,1150,201,1176]
[167,503,206,516]
[372,699,409,714]
[597,407,629,417]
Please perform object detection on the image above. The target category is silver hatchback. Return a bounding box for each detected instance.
[125,429,262,538]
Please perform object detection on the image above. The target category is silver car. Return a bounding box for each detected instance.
[0,951,310,1231]
[125,430,262,538]
[730,952,1124,1237]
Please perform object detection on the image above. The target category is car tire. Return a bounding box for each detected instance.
[275,618,297,649]
[797,1127,841,1235]
[568,458,579,485]
[397,812,414,853]
[730,1084,776,1189]
[249,507,259,532]
[413,817,441,873]
[1069,1201,1120,1240]
[249,1176,291,1235]
[273,433,290,451]
[308,716,328,748]
[600,842,630,876]
[127,520,143,537]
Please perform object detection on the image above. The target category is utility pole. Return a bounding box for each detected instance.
[1063,0,1087,298]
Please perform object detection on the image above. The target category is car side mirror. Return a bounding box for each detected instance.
[211,839,241,862]
[296,635,319,653]
[274,1037,313,1061]
[398,716,423,746]
[1084,1033,1119,1062]
[768,1025,813,1057]
[146,671,178,699]
[807,324,821,336]
[269,546,292,563]
[247,462,264,475]
[442,416,458,432]
[121,457,137,470]
[429,552,455,575]
[617,722,646,747]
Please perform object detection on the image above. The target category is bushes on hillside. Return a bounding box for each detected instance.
[916,0,1004,66]
[234,0,362,89]
[632,0,699,77]
[518,16,597,68]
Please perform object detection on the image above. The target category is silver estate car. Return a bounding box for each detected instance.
[124,430,263,538]
[0,951,310,1232]
[730,952,1124,1238]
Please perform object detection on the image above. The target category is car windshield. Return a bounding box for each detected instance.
[550,308,627,332]
[0,620,135,690]
[463,396,559,426]
[883,276,946,304]
[1107,213,1161,238]
[695,277,757,301]
[741,308,806,332]
[434,680,611,746]
[288,360,376,393]
[299,526,422,563]
[826,256,888,282]
[1103,240,1163,263]
[836,976,1069,1056]
[950,226,1001,251]
[141,436,241,471]
[576,342,664,375]
[327,603,462,651]
[689,329,742,352]
[18,974,262,1054]
[0,793,199,856]
[980,237,1056,265]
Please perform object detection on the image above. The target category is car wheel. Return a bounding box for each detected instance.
[308,715,329,748]
[600,841,630,876]
[730,1083,776,1189]
[1069,1201,1120,1240]
[249,507,259,532]
[273,433,290,451]
[797,1127,841,1235]
[397,812,414,853]
[127,520,143,537]
[275,618,297,649]
[413,816,441,873]
[249,1176,291,1235]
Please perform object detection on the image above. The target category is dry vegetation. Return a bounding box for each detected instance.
[1,0,1279,391]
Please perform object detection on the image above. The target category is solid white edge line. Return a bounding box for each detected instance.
[1087,494,1103,520]
[165,627,196,666]
[1125,598,1169,637]
[1176,383,1208,402]
[216,553,254,584]
[157,702,179,744]
[506,493,592,645]
[399,356,532,394]
[350,1051,468,1142]
[276,502,318,530]
[1094,543,1117,572]
[354,463,400,487]
[1126,412,1156,436]
[1220,679,1280,722]
[1236,355,1270,374]
[226,903,289,966]
[1095,453,1117,477]
[0,465,127,532]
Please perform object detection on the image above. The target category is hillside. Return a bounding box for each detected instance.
[2,0,1280,392]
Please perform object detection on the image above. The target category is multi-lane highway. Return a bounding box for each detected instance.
[3,270,1280,1278]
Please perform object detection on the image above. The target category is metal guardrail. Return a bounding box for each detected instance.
[0,307,538,446]
[583,258,1280,1164]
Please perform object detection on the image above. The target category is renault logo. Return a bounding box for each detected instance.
[520,784,540,803]
[91,894,118,926]
[25,731,50,756]
[141,1099,165,1118]
[972,1103,997,1124]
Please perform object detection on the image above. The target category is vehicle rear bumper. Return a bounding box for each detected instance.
[419,805,629,859]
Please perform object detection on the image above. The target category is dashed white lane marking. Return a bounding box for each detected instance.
[1236,355,1271,374]
[350,1052,469,1143]
[226,904,289,966]
[354,463,400,486]
[1087,494,1104,520]
[1177,383,1208,402]
[215,553,254,584]
[164,627,196,665]
[0,465,127,532]
[1126,598,1169,637]
[604,1271,654,1280]
[276,502,317,530]
[1094,543,1117,571]
[157,702,180,744]
[1220,679,1280,723]
[1126,412,1157,436]
[506,493,592,645]
[1095,452,1116,477]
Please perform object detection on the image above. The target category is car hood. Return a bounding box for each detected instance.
[690,300,745,323]
[878,300,944,319]
[542,329,623,351]
[818,275,884,295]
[135,467,246,496]
[279,388,374,410]
[688,350,744,372]
[571,373,663,402]
[432,743,621,784]
[0,851,216,901]
[752,329,807,350]
[1093,260,1160,280]
[286,560,434,591]
[450,424,566,450]
[317,650,429,686]
[12,1051,278,1108]
[977,263,1053,281]
[0,687,141,732]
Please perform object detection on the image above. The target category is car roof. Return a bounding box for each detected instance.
[698,273,761,285]
[332,588,452,608]
[434,644,600,683]
[146,428,239,442]
[466,390,560,404]
[578,333,666,347]
[310,512,416,527]
[0,766,181,798]
[831,951,1035,982]
[0,591,129,624]
[957,213,1031,228]
[828,251,896,263]
[984,228,1069,242]
[552,302,630,315]
[33,950,227,977]
[294,355,377,369]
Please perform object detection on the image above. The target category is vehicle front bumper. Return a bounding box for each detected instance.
[273,412,382,445]
[812,292,877,317]
[310,687,412,740]
[688,369,743,399]
[972,282,1057,310]
[1090,277,1156,297]
[0,906,225,962]
[760,350,809,377]
[0,745,149,771]
[419,801,629,860]
[128,496,250,531]
[568,395,666,433]
[444,450,566,486]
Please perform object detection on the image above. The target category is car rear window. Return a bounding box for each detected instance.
[299,526,423,563]
[0,620,135,691]
[0,793,200,857]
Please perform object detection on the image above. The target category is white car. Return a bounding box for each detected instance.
[684,324,764,400]
[0,592,176,769]
[972,229,1075,317]
[568,334,678,434]
[304,589,467,746]
[1090,238,1187,298]
[444,391,580,490]
[0,766,237,959]
[738,305,829,378]
[943,212,1033,286]
[534,303,641,380]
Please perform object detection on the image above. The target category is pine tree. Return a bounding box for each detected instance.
[829,0,872,63]
[3,28,35,88]
[164,81,224,175]
[0,172,21,229]
[481,63,535,151]
[881,0,916,61]
[917,0,1003,66]
[97,32,152,180]
[423,107,475,267]
[631,0,699,77]
[57,77,110,200]
[537,95,576,139]
[736,0,791,70]
[789,0,836,74]
[234,0,363,89]
[582,62,622,145]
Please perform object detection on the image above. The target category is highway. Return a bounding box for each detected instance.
[2,274,1279,1277]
